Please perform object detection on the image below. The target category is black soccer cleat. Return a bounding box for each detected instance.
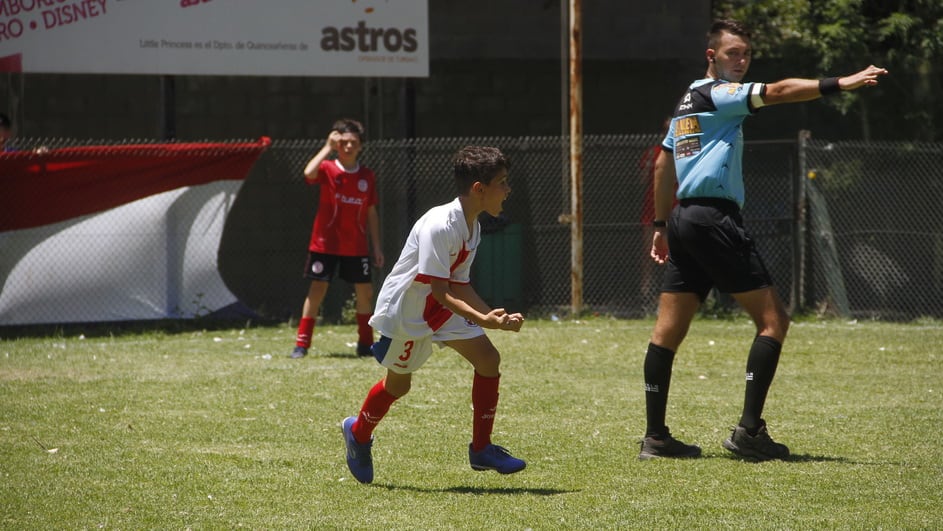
[723,420,790,461]
[638,427,702,460]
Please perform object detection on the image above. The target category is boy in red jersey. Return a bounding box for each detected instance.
[638,117,676,308]
[291,119,384,358]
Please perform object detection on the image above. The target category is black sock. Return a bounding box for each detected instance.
[739,335,782,434]
[644,343,675,437]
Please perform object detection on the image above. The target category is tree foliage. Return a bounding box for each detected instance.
[713,0,943,140]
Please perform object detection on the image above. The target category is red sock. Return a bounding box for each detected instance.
[471,372,500,452]
[295,316,315,348]
[352,379,397,444]
[356,313,373,346]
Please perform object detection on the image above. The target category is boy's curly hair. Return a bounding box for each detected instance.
[453,146,509,194]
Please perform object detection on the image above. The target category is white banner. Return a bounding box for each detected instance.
[0,182,244,324]
[0,0,428,77]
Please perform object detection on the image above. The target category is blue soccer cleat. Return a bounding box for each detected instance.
[342,416,374,483]
[468,443,526,474]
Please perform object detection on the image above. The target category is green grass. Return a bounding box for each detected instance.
[1,318,941,529]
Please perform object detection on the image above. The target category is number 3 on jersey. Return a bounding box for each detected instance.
[399,340,414,362]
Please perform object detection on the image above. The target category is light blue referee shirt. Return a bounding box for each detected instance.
[661,78,766,208]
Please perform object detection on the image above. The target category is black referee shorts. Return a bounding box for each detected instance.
[661,198,773,301]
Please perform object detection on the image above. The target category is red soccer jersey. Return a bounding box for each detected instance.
[639,144,678,223]
[307,159,378,256]
[639,144,661,224]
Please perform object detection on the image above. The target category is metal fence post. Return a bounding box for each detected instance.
[568,0,584,316]
[794,129,811,313]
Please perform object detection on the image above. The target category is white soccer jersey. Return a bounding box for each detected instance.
[370,198,481,338]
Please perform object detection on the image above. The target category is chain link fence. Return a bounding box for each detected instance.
[802,138,943,320]
[2,135,941,326]
[221,134,701,321]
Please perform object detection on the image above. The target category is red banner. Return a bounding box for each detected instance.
[0,53,22,73]
[1,137,271,231]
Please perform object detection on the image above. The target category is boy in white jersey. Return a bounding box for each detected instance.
[341,145,525,484]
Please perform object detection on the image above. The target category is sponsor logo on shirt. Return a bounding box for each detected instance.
[673,115,703,159]
[714,82,743,95]
[336,193,365,205]
[675,138,701,159]
[674,116,701,137]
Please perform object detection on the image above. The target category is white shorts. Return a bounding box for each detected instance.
[375,313,485,374]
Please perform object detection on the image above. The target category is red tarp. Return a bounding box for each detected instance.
[1,137,271,231]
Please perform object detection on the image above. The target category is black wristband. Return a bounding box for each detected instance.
[819,77,841,96]
[653,220,667,228]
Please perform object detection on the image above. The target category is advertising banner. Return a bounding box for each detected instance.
[0,0,428,77]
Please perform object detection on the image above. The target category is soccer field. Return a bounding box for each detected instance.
[1,318,940,529]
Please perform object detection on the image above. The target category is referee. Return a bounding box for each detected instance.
[638,19,887,461]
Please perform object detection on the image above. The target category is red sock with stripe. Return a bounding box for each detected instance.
[352,379,398,444]
[471,372,500,452]
[295,316,315,348]
[356,313,373,346]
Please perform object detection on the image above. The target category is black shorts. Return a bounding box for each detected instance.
[661,198,773,300]
[303,252,371,283]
